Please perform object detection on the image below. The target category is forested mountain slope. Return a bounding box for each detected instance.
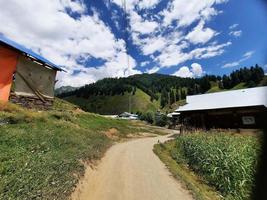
[59,65,266,114]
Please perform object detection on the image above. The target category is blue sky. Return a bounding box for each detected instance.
[0,0,266,87]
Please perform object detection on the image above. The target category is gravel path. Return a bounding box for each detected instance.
[71,134,193,200]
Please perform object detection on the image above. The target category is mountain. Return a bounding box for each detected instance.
[55,86,78,96]
[59,65,266,115]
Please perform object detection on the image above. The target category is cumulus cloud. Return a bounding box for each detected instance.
[191,63,204,77]
[142,36,167,55]
[173,63,204,78]
[0,0,141,87]
[0,0,232,87]
[173,66,194,77]
[161,0,226,27]
[111,0,230,70]
[222,50,254,68]
[130,11,158,35]
[185,20,217,44]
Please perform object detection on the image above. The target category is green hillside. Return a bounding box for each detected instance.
[65,89,160,115]
[59,66,266,115]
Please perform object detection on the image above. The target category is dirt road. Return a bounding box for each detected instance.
[71,134,193,200]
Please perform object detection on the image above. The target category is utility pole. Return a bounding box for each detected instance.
[129,94,132,113]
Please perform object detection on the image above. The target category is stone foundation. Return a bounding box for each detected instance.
[9,93,54,110]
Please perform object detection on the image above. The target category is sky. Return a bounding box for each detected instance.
[0,0,267,87]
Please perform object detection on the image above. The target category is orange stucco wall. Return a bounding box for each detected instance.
[0,46,19,102]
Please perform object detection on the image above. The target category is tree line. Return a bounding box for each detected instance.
[59,65,265,108]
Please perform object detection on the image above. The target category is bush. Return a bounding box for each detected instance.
[171,133,261,199]
[139,111,154,124]
[155,114,168,127]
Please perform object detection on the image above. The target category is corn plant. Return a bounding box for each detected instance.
[172,133,261,200]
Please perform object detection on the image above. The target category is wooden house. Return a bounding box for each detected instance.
[174,87,267,129]
[0,35,64,109]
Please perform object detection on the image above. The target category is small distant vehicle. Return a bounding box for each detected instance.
[118,112,139,120]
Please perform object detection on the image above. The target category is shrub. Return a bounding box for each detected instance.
[140,111,154,124]
[155,114,168,127]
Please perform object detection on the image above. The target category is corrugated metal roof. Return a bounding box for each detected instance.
[0,35,63,71]
[175,86,267,112]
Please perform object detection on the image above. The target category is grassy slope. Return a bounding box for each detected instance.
[230,82,247,90]
[0,99,162,200]
[207,82,248,93]
[65,88,160,115]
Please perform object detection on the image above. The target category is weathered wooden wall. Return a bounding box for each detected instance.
[14,55,56,98]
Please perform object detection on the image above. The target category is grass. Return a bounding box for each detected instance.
[206,82,257,94]
[154,140,221,200]
[231,82,247,90]
[206,85,224,93]
[162,99,187,113]
[0,99,163,200]
[159,132,262,200]
[64,88,160,115]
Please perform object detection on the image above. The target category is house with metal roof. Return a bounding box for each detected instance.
[0,35,64,109]
[174,86,267,129]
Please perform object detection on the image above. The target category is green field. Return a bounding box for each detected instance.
[155,132,262,200]
[0,99,162,200]
[65,88,160,115]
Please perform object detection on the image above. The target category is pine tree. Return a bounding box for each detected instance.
[160,88,168,108]
[170,90,175,104]
[175,88,180,101]
[180,89,186,100]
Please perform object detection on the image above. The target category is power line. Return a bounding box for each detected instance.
[121,0,130,71]
[121,0,132,113]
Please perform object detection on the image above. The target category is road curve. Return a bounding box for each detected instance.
[71,134,193,200]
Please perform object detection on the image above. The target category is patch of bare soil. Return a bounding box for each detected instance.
[103,128,119,139]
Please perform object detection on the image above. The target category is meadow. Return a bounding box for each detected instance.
[0,99,160,200]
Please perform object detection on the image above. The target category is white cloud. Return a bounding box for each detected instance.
[0,0,233,87]
[185,20,216,44]
[142,36,167,55]
[173,63,204,78]
[130,11,158,34]
[161,0,226,27]
[138,0,161,9]
[190,41,232,59]
[156,41,231,67]
[111,0,229,70]
[229,23,239,29]
[243,51,254,59]
[173,66,193,77]
[140,61,150,67]
[191,63,204,77]
[229,30,242,37]
[222,50,255,68]
[228,23,242,38]
[0,0,141,87]
[146,66,160,74]
[156,42,190,67]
